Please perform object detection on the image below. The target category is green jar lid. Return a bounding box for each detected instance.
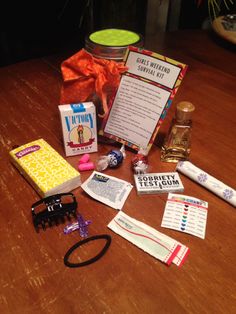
[85,28,143,61]
[89,29,141,47]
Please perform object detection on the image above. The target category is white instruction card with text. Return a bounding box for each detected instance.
[99,46,188,152]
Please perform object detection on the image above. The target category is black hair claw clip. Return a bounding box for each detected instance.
[32,193,77,232]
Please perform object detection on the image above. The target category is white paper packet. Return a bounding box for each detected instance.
[81,171,133,210]
[108,211,189,266]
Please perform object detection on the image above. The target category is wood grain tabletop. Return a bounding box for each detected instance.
[0,30,235,314]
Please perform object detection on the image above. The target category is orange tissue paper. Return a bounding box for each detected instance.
[60,49,128,117]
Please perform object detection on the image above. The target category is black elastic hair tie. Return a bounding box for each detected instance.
[64,234,111,268]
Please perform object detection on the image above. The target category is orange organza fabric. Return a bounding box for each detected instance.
[60,49,128,117]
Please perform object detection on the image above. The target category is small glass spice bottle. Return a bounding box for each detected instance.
[161,101,195,163]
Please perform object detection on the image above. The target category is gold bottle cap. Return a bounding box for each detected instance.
[176,101,195,121]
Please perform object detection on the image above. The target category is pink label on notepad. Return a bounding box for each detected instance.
[15,145,41,158]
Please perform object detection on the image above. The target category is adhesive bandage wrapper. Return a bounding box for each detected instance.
[176,161,236,207]
[108,211,189,266]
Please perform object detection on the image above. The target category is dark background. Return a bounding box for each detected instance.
[0,0,235,67]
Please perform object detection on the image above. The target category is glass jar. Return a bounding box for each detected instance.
[85,28,144,61]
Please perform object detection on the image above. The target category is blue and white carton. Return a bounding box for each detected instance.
[59,102,98,156]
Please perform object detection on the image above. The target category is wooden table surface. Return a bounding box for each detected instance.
[0,30,236,314]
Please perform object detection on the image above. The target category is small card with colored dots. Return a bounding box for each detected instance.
[161,193,208,239]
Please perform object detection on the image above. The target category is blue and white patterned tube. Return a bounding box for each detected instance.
[176,161,236,207]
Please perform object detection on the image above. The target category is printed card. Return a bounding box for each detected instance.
[99,46,188,152]
[161,193,208,239]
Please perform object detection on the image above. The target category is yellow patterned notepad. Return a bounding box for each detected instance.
[9,139,81,197]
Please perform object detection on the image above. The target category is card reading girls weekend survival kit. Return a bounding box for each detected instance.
[99,46,188,152]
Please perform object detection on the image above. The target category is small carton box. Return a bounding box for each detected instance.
[59,102,98,156]
[134,172,184,194]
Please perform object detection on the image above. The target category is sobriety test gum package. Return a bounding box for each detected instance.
[59,102,98,156]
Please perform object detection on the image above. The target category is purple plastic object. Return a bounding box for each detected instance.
[63,213,91,237]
